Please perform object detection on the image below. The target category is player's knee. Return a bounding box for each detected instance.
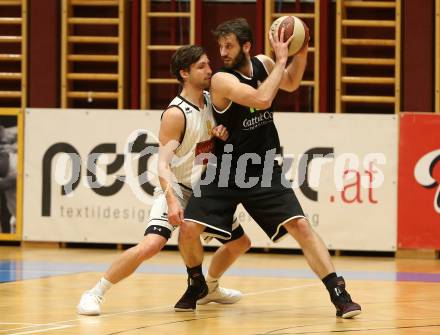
[179,221,201,242]
[225,234,251,255]
[285,218,313,239]
[137,236,165,259]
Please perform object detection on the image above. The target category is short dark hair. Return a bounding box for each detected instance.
[170,45,206,83]
[212,18,253,47]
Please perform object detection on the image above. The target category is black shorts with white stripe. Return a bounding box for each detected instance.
[185,165,305,243]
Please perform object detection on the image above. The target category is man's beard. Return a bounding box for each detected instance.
[225,49,246,70]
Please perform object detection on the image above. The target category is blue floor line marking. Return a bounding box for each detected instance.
[1,260,440,284]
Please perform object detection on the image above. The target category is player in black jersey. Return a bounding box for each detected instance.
[174,19,361,319]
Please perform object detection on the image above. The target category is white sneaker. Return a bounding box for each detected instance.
[197,286,242,305]
[77,291,104,316]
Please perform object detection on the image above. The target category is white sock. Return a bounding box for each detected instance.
[206,274,219,292]
[90,277,113,297]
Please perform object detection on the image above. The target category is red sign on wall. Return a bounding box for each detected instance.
[398,113,440,249]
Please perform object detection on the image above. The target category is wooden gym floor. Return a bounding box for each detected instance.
[1,245,440,335]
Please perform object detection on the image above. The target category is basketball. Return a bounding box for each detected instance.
[270,15,309,56]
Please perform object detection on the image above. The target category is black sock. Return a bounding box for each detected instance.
[322,272,338,290]
[186,265,205,286]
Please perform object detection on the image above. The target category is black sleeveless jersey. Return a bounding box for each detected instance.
[213,57,281,177]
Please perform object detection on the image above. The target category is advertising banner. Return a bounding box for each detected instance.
[23,108,161,243]
[398,113,440,249]
[0,109,22,241]
[24,109,398,251]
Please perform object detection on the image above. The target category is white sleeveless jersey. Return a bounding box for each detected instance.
[165,91,216,189]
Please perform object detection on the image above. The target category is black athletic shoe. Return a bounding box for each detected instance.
[328,276,362,318]
[174,277,208,312]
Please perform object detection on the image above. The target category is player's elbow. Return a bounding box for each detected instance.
[285,85,298,93]
[256,102,271,110]
[241,91,272,109]
[254,97,272,110]
[284,81,300,93]
[283,72,301,92]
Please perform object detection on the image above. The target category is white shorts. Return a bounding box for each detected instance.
[145,185,192,237]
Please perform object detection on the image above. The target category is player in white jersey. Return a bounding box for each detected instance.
[77,45,251,315]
